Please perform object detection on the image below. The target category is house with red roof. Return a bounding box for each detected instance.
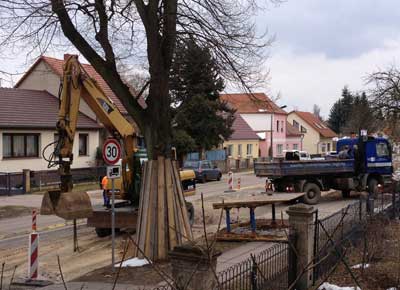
[288,111,337,154]
[0,88,101,172]
[221,93,302,157]
[15,55,146,120]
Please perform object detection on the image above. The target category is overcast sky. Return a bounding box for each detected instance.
[1,1,400,118]
[256,0,400,117]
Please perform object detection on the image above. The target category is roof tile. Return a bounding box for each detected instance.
[229,114,259,140]
[0,88,101,129]
[17,56,147,114]
[220,93,287,114]
[292,111,337,138]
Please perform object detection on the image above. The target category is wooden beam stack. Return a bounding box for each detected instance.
[134,157,193,260]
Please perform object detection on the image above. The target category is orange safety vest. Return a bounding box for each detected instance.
[101,176,108,190]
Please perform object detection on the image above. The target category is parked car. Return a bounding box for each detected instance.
[182,160,222,183]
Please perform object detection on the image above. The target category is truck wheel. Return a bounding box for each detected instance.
[95,228,111,237]
[186,202,195,226]
[368,178,379,196]
[302,183,321,205]
[342,189,351,198]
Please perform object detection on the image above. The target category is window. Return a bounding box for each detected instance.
[301,126,307,133]
[227,144,233,156]
[293,144,299,150]
[2,133,39,158]
[327,143,331,152]
[276,120,279,132]
[293,120,299,130]
[238,144,242,156]
[79,134,88,156]
[376,142,389,157]
[281,121,284,132]
[246,144,253,155]
[201,161,211,169]
[321,143,326,153]
[277,144,283,155]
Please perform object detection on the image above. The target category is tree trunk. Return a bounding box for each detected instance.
[134,74,193,261]
[134,157,193,260]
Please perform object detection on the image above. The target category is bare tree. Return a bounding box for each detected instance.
[0,0,276,259]
[366,66,400,138]
[313,104,322,121]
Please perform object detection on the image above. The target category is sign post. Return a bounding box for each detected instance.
[103,139,122,272]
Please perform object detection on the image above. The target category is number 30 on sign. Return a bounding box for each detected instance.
[102,139,121,165]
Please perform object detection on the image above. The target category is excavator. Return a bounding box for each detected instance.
[41,55,195,236]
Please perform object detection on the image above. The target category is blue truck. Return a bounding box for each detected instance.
[254,136,393,204]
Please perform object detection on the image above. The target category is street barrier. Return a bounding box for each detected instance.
[224,171,236,193]
[28,210,39,280]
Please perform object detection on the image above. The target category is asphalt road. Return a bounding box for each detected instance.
[0,171,358,250]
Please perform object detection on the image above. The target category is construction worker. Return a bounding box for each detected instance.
[101,175,110,207]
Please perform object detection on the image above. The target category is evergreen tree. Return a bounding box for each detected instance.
[328,86,355,134]
[170,40,236,159]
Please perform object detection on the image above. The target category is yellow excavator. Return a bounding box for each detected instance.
[41,55,195,236]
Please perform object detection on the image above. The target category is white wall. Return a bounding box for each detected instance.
[17,61,97,121]
[0,129,99,172]
[240,113,272,131]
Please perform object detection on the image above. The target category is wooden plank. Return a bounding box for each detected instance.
[171,184,182,244]
[212,193,305,209]
[138,161,152,257]
[172,161,192,240]
[151,161,159,259]
[157,156,166,259]
[165,159,177,250]
[145,160,157,258]
[136,162,149,258]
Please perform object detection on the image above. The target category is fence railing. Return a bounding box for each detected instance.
[313,192,397,284]
[30,166,106,190]
[0,172,24,196]
[216,242,289,290]
[0,166,106,195]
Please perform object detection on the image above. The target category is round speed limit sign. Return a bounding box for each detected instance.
[102,139,121,165]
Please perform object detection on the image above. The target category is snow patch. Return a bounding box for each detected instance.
[318,283,361,290]
[351,263,369,269]
[115,257,150,268]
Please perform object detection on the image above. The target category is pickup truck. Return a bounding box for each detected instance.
[254,136,393,204]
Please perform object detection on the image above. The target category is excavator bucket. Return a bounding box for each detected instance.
[40,190,93,220]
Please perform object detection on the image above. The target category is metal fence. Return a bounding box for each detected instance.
[313,193,396,284]
[217,242,289,290]
[30,166,106,190]
[0,166,106,195]
[0,172,24,196]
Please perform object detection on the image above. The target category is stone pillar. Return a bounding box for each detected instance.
[169,245,221,290]
[23,169,31,194]
[286,203,316,290]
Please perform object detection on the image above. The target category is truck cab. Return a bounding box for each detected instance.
[336,137,392,175]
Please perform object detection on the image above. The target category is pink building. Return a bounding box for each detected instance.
[221,93,302,158]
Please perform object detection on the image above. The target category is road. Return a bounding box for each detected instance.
[0,171,358,248]
[0,171,361,287]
